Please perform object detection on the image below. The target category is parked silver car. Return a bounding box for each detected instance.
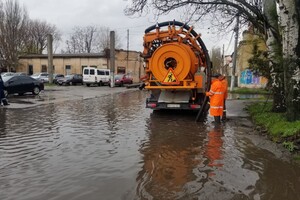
[31,73,49,83]
[1,72,15,82]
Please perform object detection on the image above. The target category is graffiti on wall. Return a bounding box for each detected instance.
[240,69,267,86]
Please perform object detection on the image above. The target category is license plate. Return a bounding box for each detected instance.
[167,104,180,108]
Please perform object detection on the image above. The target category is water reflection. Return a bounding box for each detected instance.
[136,113,211,199]
[136,113,265,199]
[205,125,224,169]
[0,109,7,137]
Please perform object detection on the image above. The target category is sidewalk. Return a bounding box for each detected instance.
[226,99,253,118]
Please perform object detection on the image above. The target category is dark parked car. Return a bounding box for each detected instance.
[53,74,65,84]
[3,76,44,97]
[113,74,133,87]
[57,74,83,85]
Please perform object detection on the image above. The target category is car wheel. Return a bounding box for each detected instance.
[3,90,8,97]
[32,86,40,95]
[98,82,102,86]
[86,84,90,87]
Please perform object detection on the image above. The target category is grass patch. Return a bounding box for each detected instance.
[231,87,270,94]
[247,102,300,152]
[44,83,56,87]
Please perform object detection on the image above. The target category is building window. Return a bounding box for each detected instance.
[90,65,97,68]
[41,65,47,72]
[117,66,125,74]
[65,65,71,75]
[28,65,33,75]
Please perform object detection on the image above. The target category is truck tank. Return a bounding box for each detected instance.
[141,21,211,116]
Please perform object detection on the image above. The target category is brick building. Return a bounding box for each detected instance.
[18,49,144,83]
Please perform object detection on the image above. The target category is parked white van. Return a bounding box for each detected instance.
[82,67,110,86]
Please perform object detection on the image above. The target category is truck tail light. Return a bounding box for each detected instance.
[190,104,200,109]
[147,103,157,108]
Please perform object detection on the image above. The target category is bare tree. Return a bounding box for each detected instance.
[65,26,121,53]
[210,47,222,74]
[95,27,122,51]
[22,19,61,54]
[0,0,28,71]
[125,0,300,121]
[65,26,99,53]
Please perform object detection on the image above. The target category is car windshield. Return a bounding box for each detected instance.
[14,72,26,76]
[54,74,64,78]
[115,75,123,80]
[1,72,15,77]
[2,76,13,82]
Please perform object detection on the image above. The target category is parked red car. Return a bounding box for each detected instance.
[113,74,133,87]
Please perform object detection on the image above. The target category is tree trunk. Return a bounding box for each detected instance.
[264,0,286,112]
[278,0,300,121]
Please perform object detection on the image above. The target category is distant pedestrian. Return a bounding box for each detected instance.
[0,76,9,106]
[206,74,224,124]
[218,74,228,121]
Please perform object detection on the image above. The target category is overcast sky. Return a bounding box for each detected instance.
[18,0,234,54]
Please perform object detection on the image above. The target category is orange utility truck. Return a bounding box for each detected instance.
[140,21,212,113]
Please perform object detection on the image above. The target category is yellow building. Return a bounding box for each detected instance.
[236,30,268,88]
[18,49,143,83]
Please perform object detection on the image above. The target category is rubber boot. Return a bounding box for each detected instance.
[222,110,227,121]
[214,116,221,124]
[2,98,9,106]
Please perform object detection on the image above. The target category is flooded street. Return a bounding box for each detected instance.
[1,89,300,200]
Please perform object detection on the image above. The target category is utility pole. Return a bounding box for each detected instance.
[110,31,115,87]
[230,13,240,92]
[222,44,225,75]
[126,29,129,74]
[47,34,53,84]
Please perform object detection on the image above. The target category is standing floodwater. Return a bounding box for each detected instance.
[0,90,300,200]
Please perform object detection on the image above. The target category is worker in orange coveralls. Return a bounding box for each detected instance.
[206,74,225,124]
[218,74,228,121]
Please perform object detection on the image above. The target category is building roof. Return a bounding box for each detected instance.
[18,49,142,59]
[19,53,107,59]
